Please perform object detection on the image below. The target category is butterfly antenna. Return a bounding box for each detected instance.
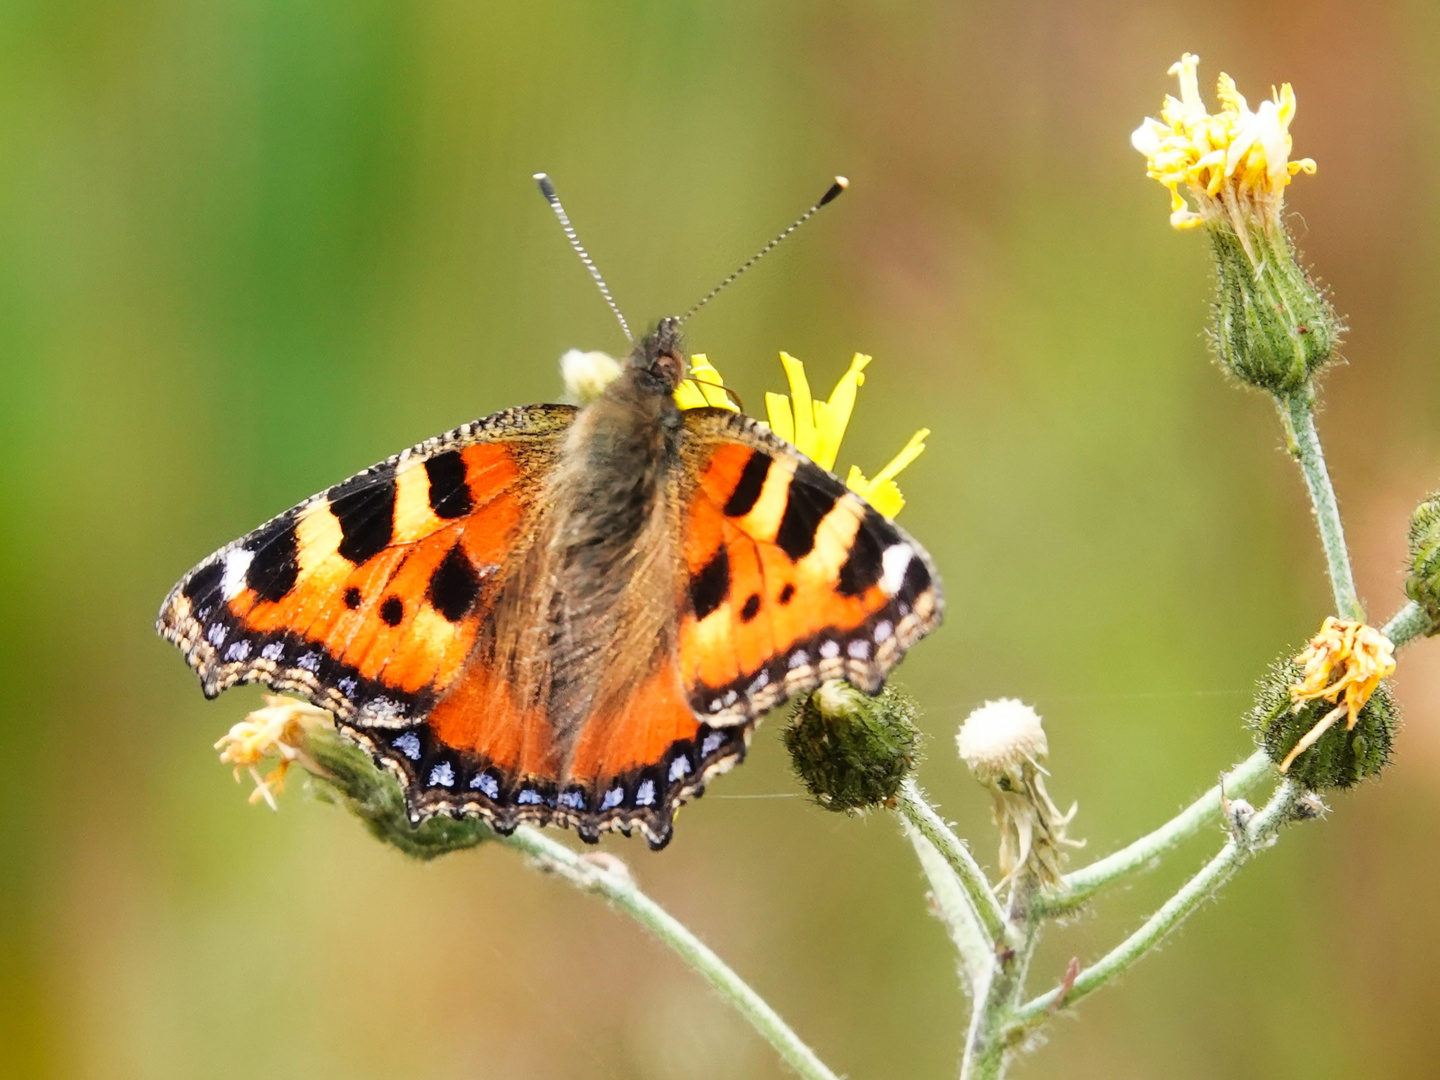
[534,172,632,342]
[680,176,848,324]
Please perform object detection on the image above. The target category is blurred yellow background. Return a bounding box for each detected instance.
[3,3,1439,1078]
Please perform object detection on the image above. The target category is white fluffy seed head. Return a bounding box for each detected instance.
[560,349,623,403]
[957,698,1048,781]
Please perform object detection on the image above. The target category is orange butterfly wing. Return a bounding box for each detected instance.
[675,408,943,724]
[157,404,574,794]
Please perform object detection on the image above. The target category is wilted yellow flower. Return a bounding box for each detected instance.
[215,695,331,809]
[1132,53,1316,236]
[1280,618,1396,771]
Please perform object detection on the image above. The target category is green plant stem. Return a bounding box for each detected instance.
[895,778,1009,944]
[900,817,993,994]
[1039,749,1273,915]
[1383,600,1434,647]
[503,826,842,1080]
[1007,780,1304,1036]
[960,875,1044,1080]
[1281,394,1364,621]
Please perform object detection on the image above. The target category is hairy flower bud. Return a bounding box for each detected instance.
[1405,492,1440,633]
[1250,658,1397,790]
[1209,225,1340,395]
[957,699,1079,888]
[783,681,919,812]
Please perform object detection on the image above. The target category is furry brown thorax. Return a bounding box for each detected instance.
[488,318,691,746]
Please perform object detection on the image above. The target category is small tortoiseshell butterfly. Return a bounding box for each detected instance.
[157,177,943,848]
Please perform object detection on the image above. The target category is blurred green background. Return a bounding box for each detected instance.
[3,2,1439,1078]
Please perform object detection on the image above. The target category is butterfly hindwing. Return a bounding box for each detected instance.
[157,404,576,732]
[675,407,942,726]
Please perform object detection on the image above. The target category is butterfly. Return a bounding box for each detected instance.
[157,179,943,849]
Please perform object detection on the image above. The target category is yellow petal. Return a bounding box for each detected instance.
[676,353,739,411]
[765,392,796,443]
[674,380,711,409]
[847,465,905,518]
[778,352,817,458]
[810,353,871,470]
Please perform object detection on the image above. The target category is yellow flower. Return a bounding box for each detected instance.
[762,352,928,519]
[1132,53,1316,235]
[673,353,740,411]
[1280,618,1396,772]
[215,695,331,809]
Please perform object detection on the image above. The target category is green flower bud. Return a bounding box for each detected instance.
[1209,224,1340,395]
[1405,492,1440,632]
[1249,658,1397,790]
[783,681,920,812]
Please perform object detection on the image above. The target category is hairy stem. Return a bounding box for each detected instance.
[1281,394,1364,621]
[895,778,1009,944]
[900,816,994,994]
[1009,780,1304,1034]
[504,826,842,1080]
[1040,749,1274,915]
[961,880,1041,1080]
[1383,600,1434,648]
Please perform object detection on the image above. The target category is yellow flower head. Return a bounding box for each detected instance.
[215,695,331,809]
[1280,617,1396,772]
[760,352,928,519]
[1132,53,1316,233]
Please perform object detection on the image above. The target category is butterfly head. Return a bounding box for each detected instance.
[627,316,687,395]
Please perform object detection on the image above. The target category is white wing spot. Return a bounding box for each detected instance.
[220,548,254,601]
[874,620,893,643]
[558,791,585,810]
[601,786,625,810]
[392,733,421,761]
[847,639,872,660]
[224,639,251,662]
[880,542,916,596]
[819,640,841,659]
[668,756,692,782]
[636,779,657,806]
[702,732,725,756]
[261,642,285,662]
[748,669,770,694]
[337,676,357,697]
[428,762,456,787]
[788,650,810,670]
[297,652,321,672]
[472,773,500,799]
[516,788,543,805]
[206,623,228,648]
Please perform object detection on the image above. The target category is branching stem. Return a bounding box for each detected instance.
[1040,749,1273,915]
[1008,780,1304,1035]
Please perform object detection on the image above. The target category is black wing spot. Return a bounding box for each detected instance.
[329,467,397,564]
[838,511,897,596]
[428,545,481,623]
[723,451,771,517]
[740,593,761,622]
[778,583,795,605]
[245,515,300,602]
[775,462,839,561]
[901,552,932,599]
[425,450,473,520]
[344,586,362,609]
[689,548,731,620]
[380,596,404,626]
[183,560,225,605]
